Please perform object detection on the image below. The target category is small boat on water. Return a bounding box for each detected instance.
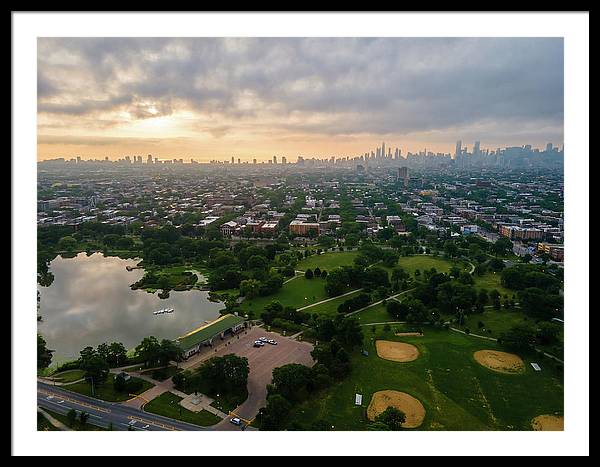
[153,308,175,315]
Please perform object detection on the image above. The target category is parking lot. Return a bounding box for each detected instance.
[210,326,314,429]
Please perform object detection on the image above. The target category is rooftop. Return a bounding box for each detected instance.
[177,314,246,350]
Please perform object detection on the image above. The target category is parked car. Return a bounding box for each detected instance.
[253,341,265,347]
[259,337,268,342]
[230,417,242,426]
[267,339,278,345]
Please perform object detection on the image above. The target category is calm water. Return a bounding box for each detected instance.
[38,252,223,365]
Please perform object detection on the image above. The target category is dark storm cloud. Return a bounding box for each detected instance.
[37,37,563,140]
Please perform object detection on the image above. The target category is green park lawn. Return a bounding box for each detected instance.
[459,308,531,338]
[473,272,514,297]
[397,255,464,276]
[287,326,563,431]
[64,376,154,402]
[296,251,359,271]
[143,392,221,427]
[239,277,329,316]
[299,290,365,317]
[51,369,86,384]
[352,302,392,325]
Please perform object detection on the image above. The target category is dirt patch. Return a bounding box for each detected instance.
[395,332,423,337]
[532,415,564,431]
[376,340,420,362]
[474,350,525,374]
[367,390,426,428]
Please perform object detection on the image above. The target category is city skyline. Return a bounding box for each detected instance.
[37,37,564,161]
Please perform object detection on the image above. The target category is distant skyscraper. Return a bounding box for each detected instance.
[253,158,257,164]
[147,154,153,164]
[238,158,241,164]
[282,156,287,164]
[397,167,409,186]
[273,156,277,164]
[231,156,234,164]
[546,143,553,152]
[473,141,481,156]
[382,142,385,159]
[454,140,462,160]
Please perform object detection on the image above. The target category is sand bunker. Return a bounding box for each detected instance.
[376,340,420,362]
[532,415,564,431]
[367,390,426,428]
[474,350,525,374]
[395,332,423,337]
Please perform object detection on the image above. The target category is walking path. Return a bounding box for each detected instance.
[38,407,72,431]
[297,288,363,311]
[37,377,85,387]
[346,288,417,317]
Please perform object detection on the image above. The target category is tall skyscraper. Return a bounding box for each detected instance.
[231,156,235,164]
[546,142,553,152]
[473,141,481,156]
[382,141,385,159]
[273,155,277,164]
[282,156,287,164]
[253,158,257,164]
[147,154,153,164]
[454,140,462,160]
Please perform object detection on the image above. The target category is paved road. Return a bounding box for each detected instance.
[37,382,207,431]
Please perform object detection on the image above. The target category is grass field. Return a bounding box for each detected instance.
[473,272,514,297]
[239,277,329,315]
[352,302,393,325]
[143,392,221,427]
[64,376,154,402]
[459,309,531,338]
[296,251,359,271]
[51,369,86,384]
[287,325,563,430]
[299,290,364,317]
[397,255,464,276]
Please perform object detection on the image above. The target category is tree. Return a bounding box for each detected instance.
[270,364,313,402]
[375,407,406,430]
[240,279,262,299]
[108,342,127,367]
[493,237,513,256]
[304,268,314,279]
[134,336,162,367]
[79,411,89,426]
[66,409,77,427]
[37,334,53,369]
[321,270,328,279]
[382,250,400,268]
[499,324,536,351]
[313,267,322,277]
[196,354,249,395]
[58,235,78,251]
[247,255,268,270]
[537,322,562,345]
[80,352,109,385]
[259,394,292,430]
[159,339,182,365]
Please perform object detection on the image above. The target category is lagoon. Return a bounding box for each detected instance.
[38,252,223,365]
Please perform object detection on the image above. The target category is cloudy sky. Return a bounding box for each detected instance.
[37,37,564,161]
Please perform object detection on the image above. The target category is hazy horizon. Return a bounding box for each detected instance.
[37,37,564,161]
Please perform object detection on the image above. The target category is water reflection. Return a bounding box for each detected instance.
[38,252,223,365]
